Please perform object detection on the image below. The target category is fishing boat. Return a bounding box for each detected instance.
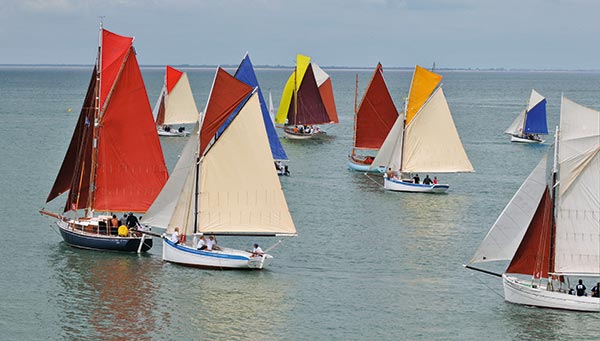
[153,65,199,137]
[233,53,289,176]
[40,27,168,252]
[466,96,600,311]
[505,89,548,143]
[142,67,297,270]
[369,65,473,193]
[275,54,338,139]
[348,63,398,173]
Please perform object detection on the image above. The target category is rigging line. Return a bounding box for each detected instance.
[364,173,384,188]
[469,272,504,299]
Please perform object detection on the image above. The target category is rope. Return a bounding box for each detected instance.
[470,272,504,299]
[364,173,384,188]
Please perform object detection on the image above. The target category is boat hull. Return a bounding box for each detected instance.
[282,126,319,140]
[57,220,152,252]
[158,128,190,137]
[503,275,600,312]
[510,134,544,144]
[162,238,272,270]
[384,177,449,193]
[347,156,384,174]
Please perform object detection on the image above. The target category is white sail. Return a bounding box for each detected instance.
[269,91,275,123]
[164,72,199,125]
[527,89,545,111]
[312,63,329,87]
[469,156,548,264]
[142,122,199,234]
[554,96,600,274]
[198,92,296,235]
[402,88,474,173]
[505,109,525,135]
[370,113,404,172]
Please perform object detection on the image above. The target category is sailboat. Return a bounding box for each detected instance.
[466,96,600,312]
[505,89,548,143]
[275,54,339,139]
[369,65,473,193]
[153,65,200,137]
[142,67,297,269]
[40,27,168,252]
[233,53,289,176]
[348,63,398,173]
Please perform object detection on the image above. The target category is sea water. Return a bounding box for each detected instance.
[1,66,599,340]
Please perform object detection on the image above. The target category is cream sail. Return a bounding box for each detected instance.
[154,65,199,136]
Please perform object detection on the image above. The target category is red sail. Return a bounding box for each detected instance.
[319,78,339,124]
[94,47,168,212]
[200,67,253,156]
[287,64,330,126]
[354,63,398,150]
[506,188,553,278]
[100,29,133,110]
[155,94,166,127]
[46,67,97,210]
[166,65,183,94]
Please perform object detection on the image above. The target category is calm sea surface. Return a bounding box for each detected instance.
[1,65,599,340]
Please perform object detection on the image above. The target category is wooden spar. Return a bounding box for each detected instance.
[352,73,359,152]
[354,73,358,114]
[548,126,560,274]
[463,264,503,278]
[40,209,65,220]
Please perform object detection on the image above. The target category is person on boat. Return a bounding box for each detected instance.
[207,235,222,251]
[413,174,420,184]
[119,213,128,227]
[126,212,140,229]
[196,235,207,250]
[386,168,395,179]
[423,175,433,185]
[305,125,312,134]
[293,126,299,133]
[433,176,438,185]
[171,227,180,245]
[251,243,264,257]
[575,279,587,296]
[163,125,171,132]
[591,282,600,298]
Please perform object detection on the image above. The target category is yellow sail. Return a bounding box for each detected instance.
[275,54,311,125]
[405,65,442,126]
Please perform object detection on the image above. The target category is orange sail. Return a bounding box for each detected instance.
[405,65,442,126]
[200,67,253,156]
[354,63,398,150]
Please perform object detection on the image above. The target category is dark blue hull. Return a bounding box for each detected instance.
[58,224,152,252]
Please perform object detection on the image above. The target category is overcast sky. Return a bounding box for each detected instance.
[2,0,599,69]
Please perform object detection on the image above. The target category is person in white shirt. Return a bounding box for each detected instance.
[171,227,180,244]
[206,235,221,251]
[197,235,207,250]
[251,243,264,257]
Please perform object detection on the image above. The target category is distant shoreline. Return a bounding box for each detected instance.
[1,64,599,73]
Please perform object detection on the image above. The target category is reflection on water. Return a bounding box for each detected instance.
[503,305,600,339]
[49,244,161,340]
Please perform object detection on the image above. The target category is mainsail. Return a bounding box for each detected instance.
[47,29,168,213]
[153,65,199,126]
[234,53,288,161]
[354,63,398,150]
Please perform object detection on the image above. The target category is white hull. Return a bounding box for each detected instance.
[510,134,544,144]
[162,238,273,270]
[282,126,323,140]
[503,275,600,312]
[384,177,449,193]
[158,128,190,137]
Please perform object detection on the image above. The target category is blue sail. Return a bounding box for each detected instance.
[234,54,289,161]
[524,99,548,134]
